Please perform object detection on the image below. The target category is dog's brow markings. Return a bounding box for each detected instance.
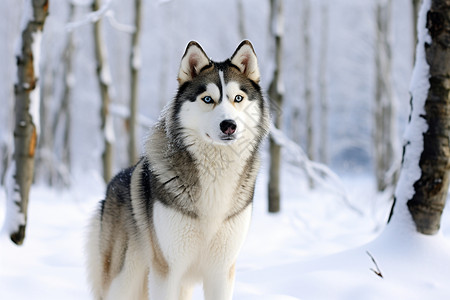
[219,70,226,103]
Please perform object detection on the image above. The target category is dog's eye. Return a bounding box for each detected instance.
[234,95,244,103]
[202,96,214,104]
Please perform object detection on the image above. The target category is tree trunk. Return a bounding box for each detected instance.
[268,0,284,213]
[303,0,315,188]
[374,0,397,192]
[128,0,142,165]
[237,0,247,39]
[92,0,114,182]
[318,0,329,164]
[8,0,48,245]
[55,1,75,185]
[406,0,450,234]
[303,0,314,165]
[389,0,450,235]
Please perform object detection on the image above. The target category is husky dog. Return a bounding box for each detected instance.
[86,40,269,300]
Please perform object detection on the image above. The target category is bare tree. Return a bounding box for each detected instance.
[389,0,450,235]
[236,0,247,39]
[373,0,398,192]
[268,0,284,213]
[128,0,142,165]
[53,1,76,185]
[37,2,75,187]
[7,0,49,245]
[303,0,314,168]
[92,0,114,182]
[318,0,329,164]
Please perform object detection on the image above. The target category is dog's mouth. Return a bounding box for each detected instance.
[205,133,237,143]
[220,135,236,141]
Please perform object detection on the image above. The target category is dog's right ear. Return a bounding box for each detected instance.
[178,41,211,85]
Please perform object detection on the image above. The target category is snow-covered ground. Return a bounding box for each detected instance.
[1,163,450,300]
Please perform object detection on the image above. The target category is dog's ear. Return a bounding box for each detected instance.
[178,41,211,85]
[230,40,260,83]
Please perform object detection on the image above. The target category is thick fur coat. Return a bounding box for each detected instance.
[86,40,269,300]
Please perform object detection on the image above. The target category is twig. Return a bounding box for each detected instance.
[366,251,383,278]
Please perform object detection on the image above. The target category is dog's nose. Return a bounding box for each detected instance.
[220,119,237,135]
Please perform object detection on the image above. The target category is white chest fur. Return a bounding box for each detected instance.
[152,141,252,277]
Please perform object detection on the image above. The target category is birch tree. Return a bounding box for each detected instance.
[37,2,74,187]
[7,0,48,245]
[389,0,450,235]
[92,0,114,182]
[128,0,142,165]
[268,0,284,213]
[318,0,329,164]
[236,0,247,39]
[303,0,314,168]
[374,0,398,192]
[54,1,75,185]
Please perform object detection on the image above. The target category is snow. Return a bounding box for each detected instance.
[104,114,115,144]
[100,63,112,86]
[29,30,42,136]
[1,0,449,299]
[132,44,142,70]
[1,165,450,299]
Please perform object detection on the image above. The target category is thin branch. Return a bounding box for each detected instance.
[366,251,384,278]
[270,124,364,216]
[105,10,136,33]
[65,0,112,32]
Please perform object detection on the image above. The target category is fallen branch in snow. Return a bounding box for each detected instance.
[366,251,384,278]
[269,124,364,216]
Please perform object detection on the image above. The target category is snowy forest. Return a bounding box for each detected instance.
[1,0,450,299]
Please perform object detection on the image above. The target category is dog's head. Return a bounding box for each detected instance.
[167,40,269,150]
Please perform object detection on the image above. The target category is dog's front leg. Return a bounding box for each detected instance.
[148,269,180,300]
[203,262,236,300]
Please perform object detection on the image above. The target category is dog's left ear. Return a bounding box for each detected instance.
[178,41,211,85]
[230,40,260,83]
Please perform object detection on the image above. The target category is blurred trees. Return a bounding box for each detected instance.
[127,0,142,166]
[373,0,398,192]
[268,0,284,213]
[92,0,114,182]
[0,0,420,221]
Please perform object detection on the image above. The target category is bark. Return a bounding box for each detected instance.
[407,0,450,234]
[128,0,142,165]
[268,0,284,213]
[92,0,113,182]
[374,0,397,192]
[10,0,49,245]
